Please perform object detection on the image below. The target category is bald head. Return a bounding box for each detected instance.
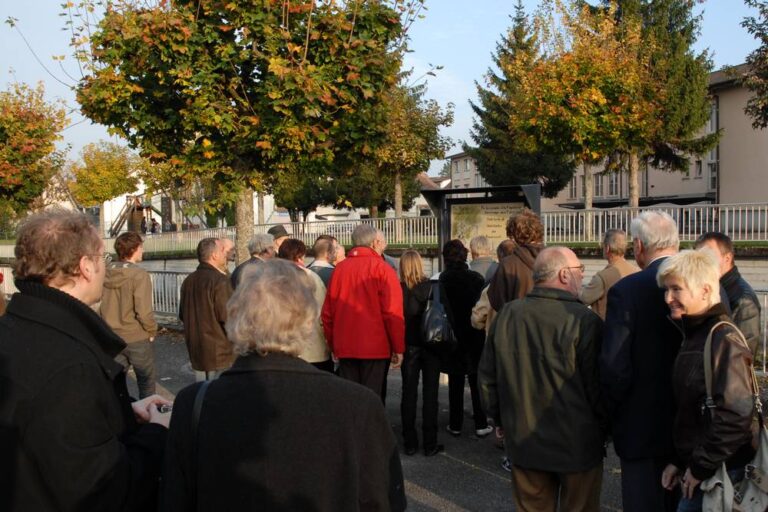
[533,247,584,296]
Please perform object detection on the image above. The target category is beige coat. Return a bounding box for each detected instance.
[579,258,638,319]
[300,267,331,364]
[100,262,158,343]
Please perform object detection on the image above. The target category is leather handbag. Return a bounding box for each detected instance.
[420,281,457,352]
[700,321,768,512]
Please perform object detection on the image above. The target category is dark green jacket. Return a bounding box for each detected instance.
[479,286,606,472]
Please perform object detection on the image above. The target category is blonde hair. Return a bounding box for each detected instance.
[226,259,316,357]
[399,250,426,289]
[656,249,721,307]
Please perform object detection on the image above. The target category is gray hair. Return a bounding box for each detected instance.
[225,259,316,357]
[248,234,275,256]
[352,224,378,247]
[603,229,628,256]
[470,236,492,257]
[197,237,220,263]
[630,211,679,253]
[532,247,570,283]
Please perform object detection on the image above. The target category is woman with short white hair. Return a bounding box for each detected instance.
[657,250,755,512]
[161,259,406,512]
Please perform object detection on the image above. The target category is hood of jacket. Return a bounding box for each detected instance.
[103,261,141,290]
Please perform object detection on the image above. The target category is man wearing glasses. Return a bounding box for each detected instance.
[479,247,605,511]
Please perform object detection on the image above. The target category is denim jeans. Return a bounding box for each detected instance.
[115,340,156,399]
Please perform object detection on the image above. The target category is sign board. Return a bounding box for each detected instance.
[450,202,526,250]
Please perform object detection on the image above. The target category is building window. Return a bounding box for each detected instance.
[464,159,469,172]
[452,161,459,176]
[641,167,649,197]
[608,174,619,196]
[707,97,719,193]
[695,160,702,178]
[593,175,603,197]
[709,96,719,134]
[709,160,718,191]
[569,178,577,199]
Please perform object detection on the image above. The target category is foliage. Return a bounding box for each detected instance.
[331,160,422,213]
[610,0,717,171]
[75,0,407,202]
[68,141,140,206]
[466,0,575,198]
[0,82,68,213]
[742,0,768,129]
[271,161,335,222]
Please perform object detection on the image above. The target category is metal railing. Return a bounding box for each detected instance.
[148,271,189,315]
[542,203,768,244]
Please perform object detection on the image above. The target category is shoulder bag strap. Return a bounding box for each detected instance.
[191,380,212,511]
[704,321,763,423]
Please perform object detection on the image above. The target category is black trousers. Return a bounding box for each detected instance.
[338,358,390,403]
[400,346,441,451]
[620,456,679,512]
[448,372,488,432]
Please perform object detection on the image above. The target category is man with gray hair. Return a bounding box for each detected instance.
[579,229,638,319]
[230,233,276,289]
[601,211,681,512]
[322,224,405,402]
[479,247,604,511]
[180,238,234,381]
[469,235,497,284]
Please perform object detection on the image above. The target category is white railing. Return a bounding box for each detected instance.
[543,203,768,244]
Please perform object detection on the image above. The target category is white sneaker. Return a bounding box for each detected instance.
[475,426,493,437]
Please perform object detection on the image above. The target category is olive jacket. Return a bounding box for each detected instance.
[479,287,606,472]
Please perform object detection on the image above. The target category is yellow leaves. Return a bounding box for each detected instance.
[203,150,215,159]
[255,140,272,150]
[202,138,212,148]
[129,84,145,93]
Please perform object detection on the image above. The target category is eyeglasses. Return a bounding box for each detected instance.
[94,253,112,264]
[563,264,585,273]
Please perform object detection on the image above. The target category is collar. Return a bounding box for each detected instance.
[527,286,581,303]
[9,280,126,379]
[198,261,227,274]
[308,260,334,269]
[721,266,741,288]
[680,303,731,336]
[224,352,323,375]
[346,246,380,259]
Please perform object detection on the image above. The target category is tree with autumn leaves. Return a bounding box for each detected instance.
[74,0,414,261]
[0,82,68,216]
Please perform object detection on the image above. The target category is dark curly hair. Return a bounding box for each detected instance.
[505,208,544,245]
[442,239,468,265]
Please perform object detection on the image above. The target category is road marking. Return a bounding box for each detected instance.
[439,452,511,483]
[405,480,471,512]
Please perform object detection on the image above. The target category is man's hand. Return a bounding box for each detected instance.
[132,394,172,425]
[661,464,680,491]
[680,467,701,499]
[495,426,505,439]
[391,352,404,369]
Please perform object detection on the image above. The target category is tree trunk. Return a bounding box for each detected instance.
[394,171,403,243]
[370,205,379,218]
[628,152,640,208]
[235,187,254,265]
[583,162,593,240]
[257,192,265,225]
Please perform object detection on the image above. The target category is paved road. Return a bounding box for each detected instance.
[137,329,625,511]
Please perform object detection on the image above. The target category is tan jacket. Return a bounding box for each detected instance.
[471,285,496,336]
[300,267,331,364]
[579,258,638,319]
[100,262,158,343]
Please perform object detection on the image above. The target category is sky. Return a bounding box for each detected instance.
[1,1,760,174]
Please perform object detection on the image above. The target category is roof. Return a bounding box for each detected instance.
[709,63,749,91]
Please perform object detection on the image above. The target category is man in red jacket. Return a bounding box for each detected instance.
[321,224,405,402]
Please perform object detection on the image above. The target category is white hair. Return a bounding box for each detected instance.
[657,249,721,307]
[630,211,679,253]
[225,259,316,357]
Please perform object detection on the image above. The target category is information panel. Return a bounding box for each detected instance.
[450,202,525,249]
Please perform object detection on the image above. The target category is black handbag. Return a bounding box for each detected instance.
[421,281,458,351]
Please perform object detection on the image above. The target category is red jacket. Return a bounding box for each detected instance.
[321,247,405,359]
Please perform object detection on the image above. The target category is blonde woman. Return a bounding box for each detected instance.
[399,250,443,456]
[658,250,755,511]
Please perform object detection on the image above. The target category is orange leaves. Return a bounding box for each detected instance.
[255,140,272,150]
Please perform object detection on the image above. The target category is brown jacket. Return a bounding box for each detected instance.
[579,258,638,319]
[487,244,542,312]
[100,261,158,343]
[179,262,234,371]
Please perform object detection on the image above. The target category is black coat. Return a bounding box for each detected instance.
[0,280,167,512]
[160,353,406,512]
[601,257,683,460]
[401,280,431,348]
[440,262,486,374]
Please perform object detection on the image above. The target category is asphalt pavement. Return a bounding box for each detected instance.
[135,329,625,511]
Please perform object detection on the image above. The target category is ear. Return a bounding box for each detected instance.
[79,255,95,282]
[701,283,713,301]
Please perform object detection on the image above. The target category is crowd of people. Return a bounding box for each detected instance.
[0,207,763,512]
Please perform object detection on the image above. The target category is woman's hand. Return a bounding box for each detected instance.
[661,464,680,490]
[680,468,701,499]
[132,394,172,424]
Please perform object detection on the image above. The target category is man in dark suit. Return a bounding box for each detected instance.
[601,210,681,512]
